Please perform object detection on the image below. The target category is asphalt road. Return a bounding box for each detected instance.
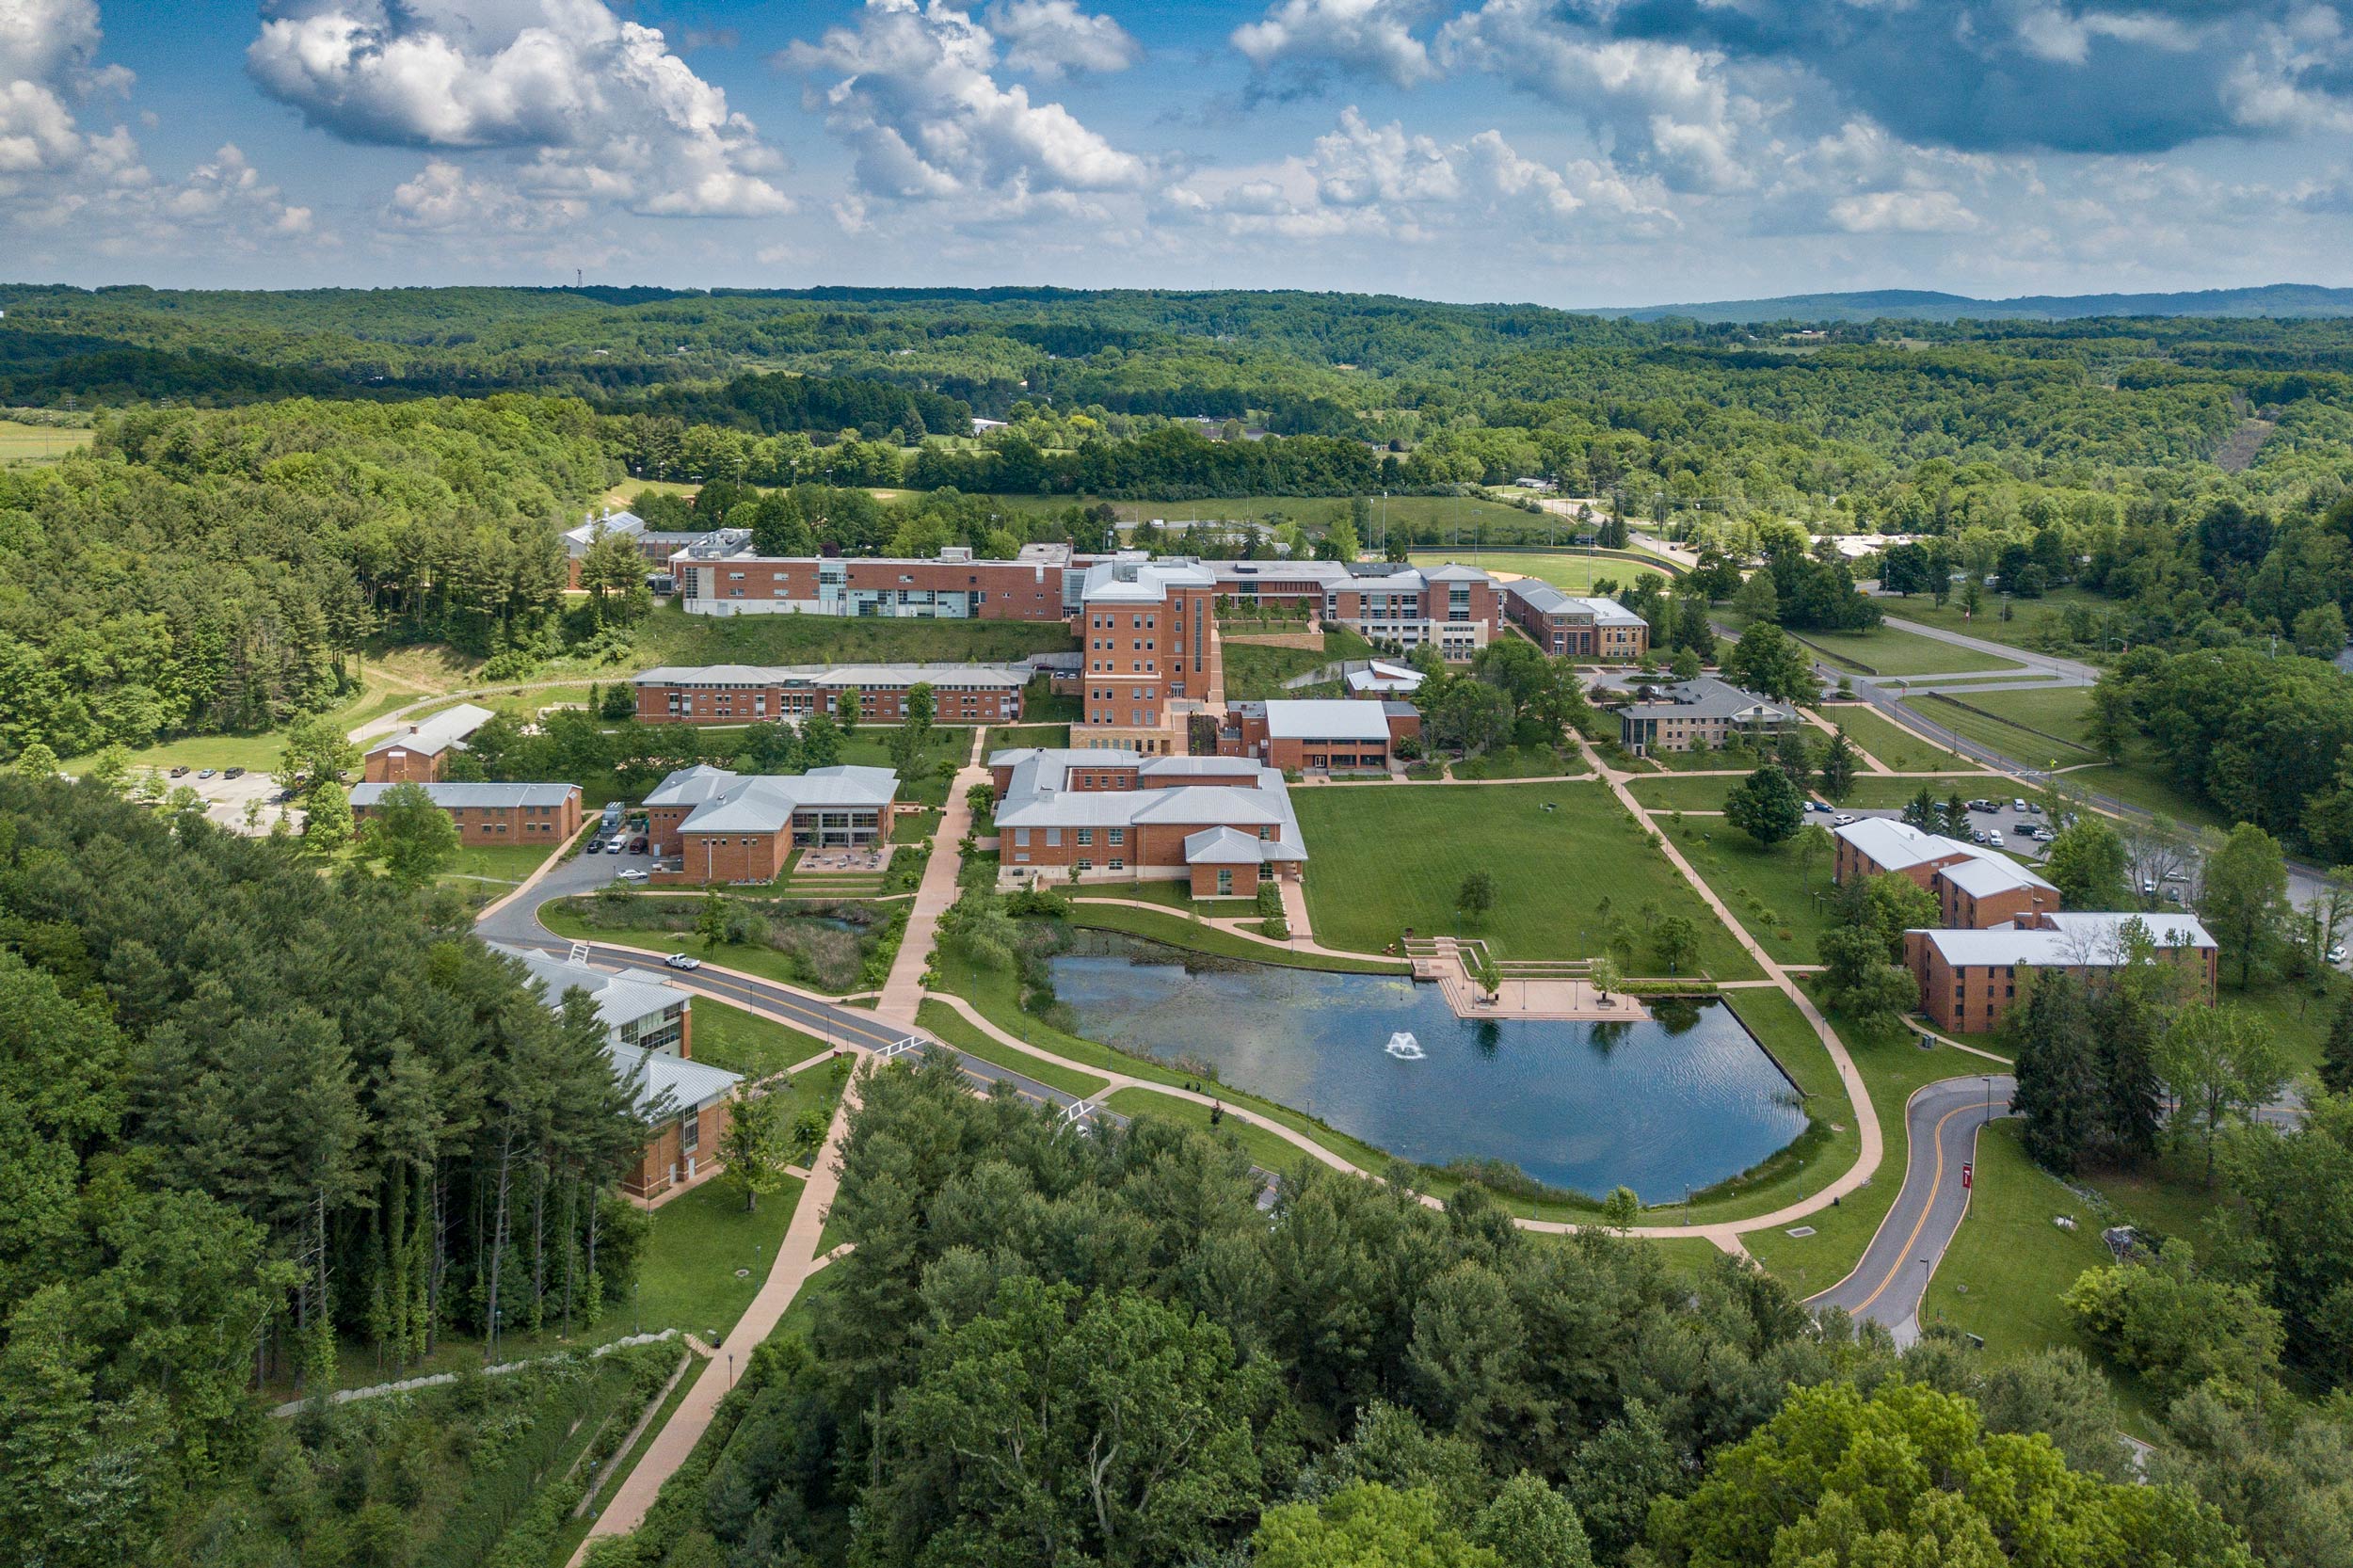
[1809,1073,2014,1344]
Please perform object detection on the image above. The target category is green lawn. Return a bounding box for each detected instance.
[2221,972,2347,1078]
[628,1174,806,1343]
[1785,624,2024,678]
[836,728,967,806]
[1449,744,1588,780]
[915,999,1112,1098]
[1663,821,1841,967]
[1916,690,2100,768]
[1625,775,1742,811]
[1742,1018,2007,1297]
[987,724,1071,752]
[690,999,833,1080]
[1224,628,1376,700]
[536,901,887,995]
[1065,901,1409,973]
[1920,1119,2159,1430]
[441,842,559,888]
[1817,705,1967,773]
[61,670,433,776]
[575,602,1077,681]
[1878,588,2114,655]
[1289,783,1762,978]
[1635,742,1771,774]
[2067,746,2233,832]
[1640,1237,1741,1279]
[1412,551,1672,595]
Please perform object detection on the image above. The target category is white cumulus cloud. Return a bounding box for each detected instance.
[1829,187,1982,232]
[986,0,1139,78]
[247,0,791,216]
[1231,0,1437,88]
[783,0,1148,204]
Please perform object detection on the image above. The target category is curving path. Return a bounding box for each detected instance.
[1807,1075,2014,1345]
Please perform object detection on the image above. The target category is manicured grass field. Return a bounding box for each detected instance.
[2067,749,2232,832]
[837,728,968,806]
[986,724,1071,752]
[1916,689,2099,767]
[1921,1120,2126,1383]
[1066,900,1408,973]
[1786,624,2024,677]
[1105,1087,1319,1175]
[631,1173,805,1343]
[441,842,559,888]
[1639,742,1770,774]
[0,419,92,463]
[600,602,1077,678]
[916,999,1112,1098]
[1664,820,1841,967]
[1289,782,1762,978]
[1817,704,1966,773]
[1741,1020,2007,1295]
[689,999,834,1080]
[1625,775,1741,811]
[1449,744,1588,780]
[1412,551,1673,594]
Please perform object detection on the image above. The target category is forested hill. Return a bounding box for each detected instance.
[1603,284,2353,325]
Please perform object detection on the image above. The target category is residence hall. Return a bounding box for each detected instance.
[361,703,495,784]
[349,781,582,846]
[1502,579,1652,660]
[643,763,898,884]
[1074,555,1225,756]
[1220,697,1419,772]
[632,662,1029,726]
[671,539,1078,619]
[563,508,744,589]
[1615,678,1801,756]
[1832,818,2060,930]
[988,747,1305,898]
[494,944,737,1199]
[1902,912,2219,1033]
[1204,560,1505,661]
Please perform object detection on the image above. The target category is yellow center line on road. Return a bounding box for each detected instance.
[1851,1099,1973,1316]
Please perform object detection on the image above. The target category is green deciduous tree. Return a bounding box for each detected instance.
[718,1090,786,1212]
[1721,623,1815,704]
[2200,824,2290,989]
[279,713,359,793]
[2156,1005,2288,1185]
[1724,762,1803,846]
[2064,1240,2285,1400]
[1652,916,1699,974]
[1456,871,1496,923]
[2041,817,2131,909]
[302,776,353,854]
[1818,924,1919,1034]
[357,780,459,889]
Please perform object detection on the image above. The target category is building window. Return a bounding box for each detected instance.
[1217,869,1234,895]
[680,1112,700,1154]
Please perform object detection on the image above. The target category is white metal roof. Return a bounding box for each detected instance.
[351,781,577,809]
[1939,856,2057,898]
[365,703,495,759]
[1261,699,1393,743]
[610,1041,742,1114]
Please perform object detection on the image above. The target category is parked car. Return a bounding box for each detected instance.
[1832,813,1856,826]
[197,768,216,779]
[168,764,191,777]
[2020,801,2042,814]
[2010,798,2028,811]
[224,767,246,779]
[629,835,648,854]
[664,952,701,970]
[1988,831,2005,848]
[2330,943,2346,965]
[1808,801,1833,813]
[2141,878,2156,895]
[2162,870,2187,882]
[617,868,650,884]
[1968,798,1997,812]
[1971,829,1991,845]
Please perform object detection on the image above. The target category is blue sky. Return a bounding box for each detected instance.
[6,0,2353,305]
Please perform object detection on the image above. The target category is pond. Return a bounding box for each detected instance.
[1048,938,1810,1203]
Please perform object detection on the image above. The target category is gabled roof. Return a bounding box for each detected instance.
[660,764,900,835]
[351,781,578,809]
[1131,785,1289,827]
[365,703,495,759]
[1618,678,1797,724]
[610,1042,742,1114]
[1504,579,1645,625]
[1834,817,1972,873]
[1911,911,2217,968]
[495,944,680,1032]
[1939,855,2057,899]
[1184,825,1305,865]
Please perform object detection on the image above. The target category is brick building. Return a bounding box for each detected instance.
[564,509,744,589]
[1502,579,1650,660]
[1832,818,2059,929]
[632,662,1028,726]
[643,763,899,884]
[1204,561,1506,659]
[1221,697,1417,772]
[350,780,582,846]
[1903,912,2218,1033]
[671,540,1077,619]
[1074,556,1225,756]
[990,747,1305,898]
[495,945,734,1199]
[362,703,494,783]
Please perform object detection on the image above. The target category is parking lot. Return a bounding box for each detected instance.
[1813,792,2200,909]
[159,766,303,836]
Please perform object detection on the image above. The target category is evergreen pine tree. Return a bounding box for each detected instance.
[2009,971,2101,1174]
[2321,990,2353,1096]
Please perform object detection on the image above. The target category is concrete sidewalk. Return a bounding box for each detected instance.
[875,728,988,1022]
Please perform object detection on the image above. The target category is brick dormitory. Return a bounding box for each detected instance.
[350,780,584,845]
[632,662,1033,726]
[1832,817,2217,1032]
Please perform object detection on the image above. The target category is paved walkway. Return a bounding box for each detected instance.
[875,728,988,1022]
[572,1050,868,1559]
